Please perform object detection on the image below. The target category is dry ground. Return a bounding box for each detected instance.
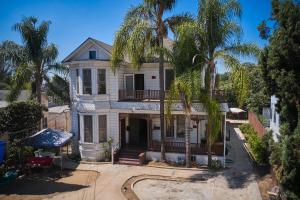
[0,168,99,200]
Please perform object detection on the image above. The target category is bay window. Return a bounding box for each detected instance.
[97,69,106,94]
[82,69,92,94]
[98,115,107,142]
[84,115,93,143]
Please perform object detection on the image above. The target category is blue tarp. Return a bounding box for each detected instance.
[21,128,73,148]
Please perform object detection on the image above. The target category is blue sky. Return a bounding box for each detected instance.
[0,0,271,73]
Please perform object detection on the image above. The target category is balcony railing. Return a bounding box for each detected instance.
[148,140,224,156]
[119,89,226,102]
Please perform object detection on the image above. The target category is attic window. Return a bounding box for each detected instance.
[89,51,96,59]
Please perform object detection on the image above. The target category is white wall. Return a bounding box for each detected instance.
[146,151,223,165]
[270,95,280,141]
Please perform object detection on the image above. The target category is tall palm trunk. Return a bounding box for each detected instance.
[185,115,191,168]
[207,60,215,168]
[159,36,166,162]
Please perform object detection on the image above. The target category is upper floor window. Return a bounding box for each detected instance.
[98,115,107,142]
[89,51,96,59]
[76,69,80,94]
[97,69,106,94]
[165,69,174,90]
[82,69,92,95]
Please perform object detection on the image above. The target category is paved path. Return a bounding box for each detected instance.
[48,123,261,200]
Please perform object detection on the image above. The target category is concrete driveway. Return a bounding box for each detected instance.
[49,123,262,200]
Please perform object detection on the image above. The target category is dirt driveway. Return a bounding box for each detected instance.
[0,169,99,200]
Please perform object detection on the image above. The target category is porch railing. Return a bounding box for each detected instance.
[119,89,226,102]
[148,140,224,156]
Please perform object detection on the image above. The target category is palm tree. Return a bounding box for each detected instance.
[11,16,59,104]
[166,70,201,167]
[175,0,260,167]
[111,0,190,162]
[166,70,221,168]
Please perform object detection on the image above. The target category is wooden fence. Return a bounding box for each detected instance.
[248,112,266,137]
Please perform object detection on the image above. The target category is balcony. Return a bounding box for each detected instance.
[118,89,226,102]
[148,140,224,156]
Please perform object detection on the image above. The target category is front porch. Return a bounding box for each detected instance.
[118,113,225,162]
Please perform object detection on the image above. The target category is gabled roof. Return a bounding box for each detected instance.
[62,37,112,63]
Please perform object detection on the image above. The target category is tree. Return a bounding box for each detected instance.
[244,63,269,113]
[166,70,201,167]
[0,101,45,141]
[259,0,300,198]
[10,16,60,104]
[175,0,259,167]
[111,0,189,162]
[166,70,222,167]
[0,41,26,89]
[45,64,70,106]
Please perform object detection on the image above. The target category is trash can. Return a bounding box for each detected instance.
[0,141,7,164]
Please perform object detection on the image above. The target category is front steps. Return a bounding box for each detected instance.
[118,149,145,166]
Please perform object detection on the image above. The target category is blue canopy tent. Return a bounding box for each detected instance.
[21,128,73,171]
[21,128,73,148]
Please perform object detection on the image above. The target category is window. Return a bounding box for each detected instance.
[98,115,107,142]
[165,69,174,90]
[76,69,80,94]
[97,69,106,94]
[89,51,96,59]
[166,119,174,138]
[176,115,185,138]
[82,69,92,94]
[84,115,93,143]
[77,114,80,141]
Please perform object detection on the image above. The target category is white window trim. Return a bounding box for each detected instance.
[96,68,107,95]
[79,113,108,144]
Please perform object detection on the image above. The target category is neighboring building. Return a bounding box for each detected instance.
[63,37,228,165]
[47,105,71,131]
[270,95,280,141]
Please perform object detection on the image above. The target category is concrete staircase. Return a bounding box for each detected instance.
[118,149,146,166]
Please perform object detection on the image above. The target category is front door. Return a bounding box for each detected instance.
[129,118,148,148]
[120,118,126,148]
[134,74,144,90]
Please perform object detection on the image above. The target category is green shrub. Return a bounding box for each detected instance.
[210,159,222,170]
[239,124,271,165]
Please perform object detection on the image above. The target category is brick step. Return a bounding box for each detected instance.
[118,159,140,166]
[119,154,140,159]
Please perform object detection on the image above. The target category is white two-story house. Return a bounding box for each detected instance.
[63,37,228,165]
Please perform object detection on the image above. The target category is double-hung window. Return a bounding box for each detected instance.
[98,115,107,142]
[76,69,80,94]
[84,115,93,143]
[82,69,92,95]
[97,69,106,94]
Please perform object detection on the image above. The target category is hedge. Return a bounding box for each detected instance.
[239,123,271,165]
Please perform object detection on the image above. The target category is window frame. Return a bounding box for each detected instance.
[82,68,92,95]
[97,69,106,95]
[83,115,93,143]
[89,50,96,59]
[98,115,107,143]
